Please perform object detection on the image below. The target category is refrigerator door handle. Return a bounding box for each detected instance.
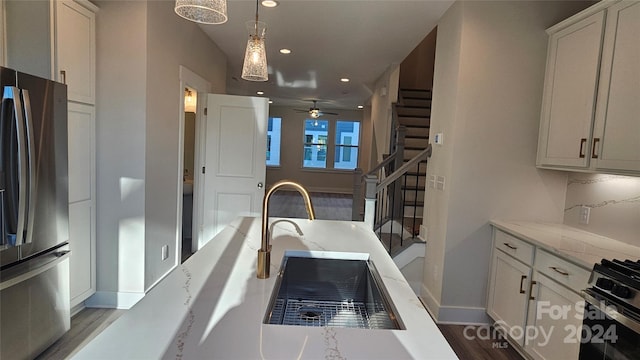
[21,90,35,244]
[5,87,28,246]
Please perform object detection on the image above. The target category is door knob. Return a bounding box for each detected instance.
[257,182,264,189]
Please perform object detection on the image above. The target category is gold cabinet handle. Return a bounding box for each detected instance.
[579,138,587,158]
[519,275,527,294]
[529,280,537,301]
[592,138,600,159]
[503,243,517,250]
[550,266,569,276]
[60,70,67,84]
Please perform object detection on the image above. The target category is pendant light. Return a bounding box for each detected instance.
[175,0,228,25]
[241,0,268,82]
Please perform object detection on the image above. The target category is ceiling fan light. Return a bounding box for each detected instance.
[174,0,228,24]
[310,109,320,118]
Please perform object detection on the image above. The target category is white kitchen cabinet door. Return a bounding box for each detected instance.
[198,94,268,249]
[592,1,640,173]
[68,102,94,203]
[55,0,96,104]
[487,250,532,347]
[69,200,95,307]
[525,272,583,360]
[67,100,96,307]
[537,11,605,168]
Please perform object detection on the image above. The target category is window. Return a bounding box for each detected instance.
[266,117,281,166]
[302,119,360,170]
[303,120,328,168]
[334,121,360,170]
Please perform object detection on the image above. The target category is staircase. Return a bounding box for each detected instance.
[351,89,433,294]
[395,89,431,234]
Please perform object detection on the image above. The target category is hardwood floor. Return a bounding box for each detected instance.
[437,324,524,360]
[268,191,353,220]
[36,308,125,360]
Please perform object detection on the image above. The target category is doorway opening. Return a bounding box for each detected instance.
[178,66,210,264]
[182,86,197,262]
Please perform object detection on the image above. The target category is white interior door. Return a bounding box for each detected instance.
[198,94,268,248]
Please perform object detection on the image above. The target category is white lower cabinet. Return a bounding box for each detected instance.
[525,271,584,360]
[67,101,96,308]
[487,228,590,360]
[487,250,532,347]
[69,200,95,307]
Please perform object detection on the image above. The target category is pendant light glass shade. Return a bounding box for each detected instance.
[241,21,268,82]
[174,0,228,25]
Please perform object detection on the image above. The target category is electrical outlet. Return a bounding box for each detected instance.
[161,245,169,260]
[580,206,591,225]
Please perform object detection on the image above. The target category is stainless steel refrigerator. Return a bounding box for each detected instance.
[1,66,70,359]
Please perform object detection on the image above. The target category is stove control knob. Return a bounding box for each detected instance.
[611,284,633,299]
[596,277,615,291]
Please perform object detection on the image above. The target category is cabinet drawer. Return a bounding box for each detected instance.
[535,249,590,293]
[494,230,534,265]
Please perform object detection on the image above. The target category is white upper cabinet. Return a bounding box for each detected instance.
[591,1,640,173]
[55,0,96,104]
[537,1,640,176]
[5,0,97,104]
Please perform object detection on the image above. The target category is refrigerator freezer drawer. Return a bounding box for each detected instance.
[0,251,70,359]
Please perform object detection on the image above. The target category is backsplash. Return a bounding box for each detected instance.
[564,173,640,246]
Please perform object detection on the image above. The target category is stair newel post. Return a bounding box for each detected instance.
[393,126,407,221]
[363,174,378,230]
[352,168,363,221]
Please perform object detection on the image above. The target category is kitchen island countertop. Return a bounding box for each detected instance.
[73,217,458,359]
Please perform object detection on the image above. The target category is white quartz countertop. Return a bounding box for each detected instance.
[490,220,640,269]
[73,217,458,359]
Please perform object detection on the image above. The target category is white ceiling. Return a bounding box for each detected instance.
[199,0,453,111]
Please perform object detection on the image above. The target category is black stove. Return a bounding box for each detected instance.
[580,259,640,360]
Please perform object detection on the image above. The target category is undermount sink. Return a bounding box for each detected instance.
[263,250,403,330]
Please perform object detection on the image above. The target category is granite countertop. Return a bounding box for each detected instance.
[490,220,640,269]
[73,217,458,359]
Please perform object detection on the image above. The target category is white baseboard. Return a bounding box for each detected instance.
[419,284,491,325]
[84,291,145,309]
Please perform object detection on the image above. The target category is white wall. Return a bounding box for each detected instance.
[92,0,148,306]
[421,0,593,324]
[369,64,400,164]
[144,0,226,290]
[91,0,227,307]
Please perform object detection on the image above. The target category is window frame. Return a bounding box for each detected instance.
[301,118,361,171]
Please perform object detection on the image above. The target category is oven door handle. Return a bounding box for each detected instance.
[582,290,640,335]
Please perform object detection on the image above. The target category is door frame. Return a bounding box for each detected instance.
[178,66,210,255]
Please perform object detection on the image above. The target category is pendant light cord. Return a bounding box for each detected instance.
[254,0,259,35]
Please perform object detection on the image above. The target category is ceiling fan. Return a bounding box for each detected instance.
[294,100,339,119]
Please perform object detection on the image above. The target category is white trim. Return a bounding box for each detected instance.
[85,291,145,309]
[546,0,619,34]
[393,242,425,269]
[419,284,491,325]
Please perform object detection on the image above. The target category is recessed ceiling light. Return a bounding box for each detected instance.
[268,100,273,104]
[257,91,264,95]
[279,48,292,54]
[340,78,350,83]
[357,105,364,109]
[261,0,278,8]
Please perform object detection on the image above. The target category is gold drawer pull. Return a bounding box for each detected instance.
[519,275,527,294]
[550,266,569,276]
[503,243,517,250]
[529,280,537,301]
[579,138,587,158]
